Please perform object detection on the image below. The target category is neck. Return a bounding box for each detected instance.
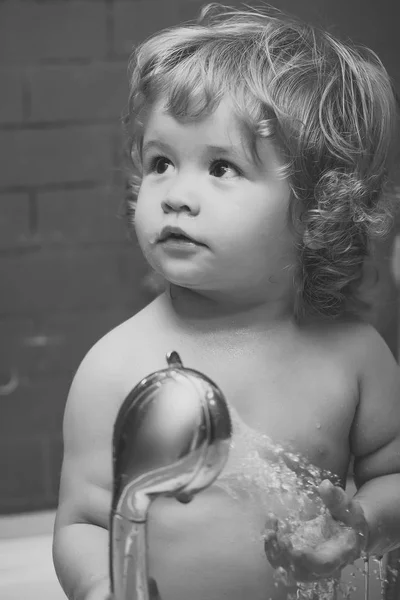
[162,284,296,336]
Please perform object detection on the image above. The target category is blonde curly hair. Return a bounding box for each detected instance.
[123,2,399,319]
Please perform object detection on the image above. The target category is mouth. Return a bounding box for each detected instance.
[158,227,204,246]
[163,233,192,242]
[162,234,198,244]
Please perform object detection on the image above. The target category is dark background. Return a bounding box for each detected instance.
[0,0,398,514]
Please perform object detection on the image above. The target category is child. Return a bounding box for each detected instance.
[53,3,400,599]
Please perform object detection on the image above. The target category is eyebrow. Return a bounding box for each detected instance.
[141,139,249,162]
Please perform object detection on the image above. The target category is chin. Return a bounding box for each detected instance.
[154,266,202,288]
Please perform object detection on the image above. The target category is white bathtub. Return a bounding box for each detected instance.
[0,510,66,600]
[0,509,385,599]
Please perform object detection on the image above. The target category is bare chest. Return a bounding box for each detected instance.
[119,320,357,481]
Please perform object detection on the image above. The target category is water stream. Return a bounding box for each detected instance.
[213,406,396,599]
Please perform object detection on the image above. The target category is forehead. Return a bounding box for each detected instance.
[143,96,245,145]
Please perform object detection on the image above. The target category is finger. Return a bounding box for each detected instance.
[264,531,293,569]
[319,480,368,543]
[319,480,353,525]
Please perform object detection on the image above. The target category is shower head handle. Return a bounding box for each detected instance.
[111,350,232,520]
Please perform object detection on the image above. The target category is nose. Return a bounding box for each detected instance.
[161,176,200,215]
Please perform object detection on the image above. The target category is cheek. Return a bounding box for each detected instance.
[257,190,292,245]
[133,202,145,242]
[134,190,156,237]
[231,204,293,266]
[233,207,288,246]
[133,210,154,265]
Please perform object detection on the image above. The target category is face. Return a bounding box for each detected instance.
[135,96,295,304]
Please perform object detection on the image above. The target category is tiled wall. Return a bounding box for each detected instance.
[0,0,398,514]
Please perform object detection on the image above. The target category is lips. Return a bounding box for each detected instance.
[164,233,193,242]
[158,226,203,245]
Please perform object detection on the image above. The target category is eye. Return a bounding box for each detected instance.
[144,155,242,178]
[209,159,241,179]
[146,156,173,175]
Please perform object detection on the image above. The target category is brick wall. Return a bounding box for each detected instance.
[0,0,398,514]
[0,0,206,514]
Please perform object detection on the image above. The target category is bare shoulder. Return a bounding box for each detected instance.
[333,318,400,390]
[303,315,399,396]
[300,314,391,359]
[64,297,164,432]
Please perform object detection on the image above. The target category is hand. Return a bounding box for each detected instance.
[264,479,369,582]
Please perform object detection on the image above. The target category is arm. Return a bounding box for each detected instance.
[53,340,121,600]
[351,326,400,556]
